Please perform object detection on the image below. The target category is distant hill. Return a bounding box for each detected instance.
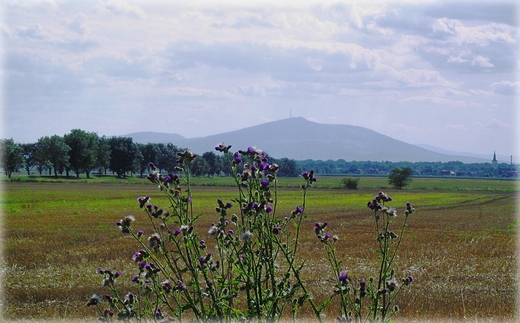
[124,117,490,163]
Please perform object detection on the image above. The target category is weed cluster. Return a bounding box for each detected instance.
[89,145,415,322]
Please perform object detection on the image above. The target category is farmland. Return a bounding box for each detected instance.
[1,176,518,322]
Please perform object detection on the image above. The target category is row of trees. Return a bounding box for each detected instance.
[1,130,299,178]
[296,159,517,178]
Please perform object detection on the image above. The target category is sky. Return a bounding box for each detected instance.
[2,0,519,156]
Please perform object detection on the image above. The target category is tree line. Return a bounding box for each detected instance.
[0,129,299,178]
[1,129,516,179]
[296,158,517,178]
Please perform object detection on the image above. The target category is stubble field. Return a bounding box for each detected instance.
[1,177,518,322]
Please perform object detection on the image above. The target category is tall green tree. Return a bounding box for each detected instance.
[277,158,298,177]
[64,129,99,178]
[32,139,50,175]
[202,151,222,176]
[108,137,139,178]
[157,143,180,173]
[37,135,70,177]
[138,143,160,177]
[97,136,111,175]
[0,138,24,178]
[190,155,207,176]
[388,167,413,189]
[20,143,36,175]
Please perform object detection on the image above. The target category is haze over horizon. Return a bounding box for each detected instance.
[3,0,519,156]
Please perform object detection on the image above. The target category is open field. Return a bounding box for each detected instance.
[1,178,518,322]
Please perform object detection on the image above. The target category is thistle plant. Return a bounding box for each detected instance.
[89,145,415,322]
[316,191,415,323]
[89,146,326,322]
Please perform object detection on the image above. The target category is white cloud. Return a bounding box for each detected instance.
[5,0,57,10]
[477,119,511,129]
[65,13,90,36]
[447,56,468,63]
[447,124,467,130]
[400,95,467,106]
[432,18,514,46]
[14,24,46,40]
[490,80,519,96]
[471,55,493,67]
[94,0,147,19]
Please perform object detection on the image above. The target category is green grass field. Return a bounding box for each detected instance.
[1,176,518,322]
[3,173,518,191]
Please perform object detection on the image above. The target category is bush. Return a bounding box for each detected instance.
[341,177,360,189]
[89,145,415,322]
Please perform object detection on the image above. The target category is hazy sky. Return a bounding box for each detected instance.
[2,0,519,156]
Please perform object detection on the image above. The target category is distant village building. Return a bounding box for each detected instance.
[492,151,498,168]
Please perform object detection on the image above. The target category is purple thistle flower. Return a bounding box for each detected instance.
[132,250,144,262]
[161,280,172,292]
[233,152,242,165]
[339,273,348,283]
[403,275,414,285]
[260,179,269,187]
[292,205,303,216]
[265,205,273,213]
[137,196,150,208]
[177,280,187,291]
[117,215,135,233]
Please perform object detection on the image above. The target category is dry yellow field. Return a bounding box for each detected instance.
[2,181,517,322]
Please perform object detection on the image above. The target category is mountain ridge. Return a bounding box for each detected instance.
[124,117,491,163]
